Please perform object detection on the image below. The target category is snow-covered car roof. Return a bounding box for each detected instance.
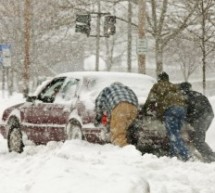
[56,71,154,81]
[57,71,156,103]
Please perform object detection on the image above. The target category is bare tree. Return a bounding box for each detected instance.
[196,0,215,93]
[146,0,198,76]
[180,0,215,93]
[0,0,25,94]
[0,0,207,94]
[165,38,200,81]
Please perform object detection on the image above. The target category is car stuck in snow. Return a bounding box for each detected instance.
[0,71,202,162]
[0,71,157,153]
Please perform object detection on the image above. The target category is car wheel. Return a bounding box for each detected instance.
[7,118,24,153]
[66,120,83,140]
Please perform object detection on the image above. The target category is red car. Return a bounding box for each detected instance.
[0,71,156,153]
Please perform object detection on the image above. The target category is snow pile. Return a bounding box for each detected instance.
[0,93,214,193]
[0,136,215,193]
[0,138,151,193]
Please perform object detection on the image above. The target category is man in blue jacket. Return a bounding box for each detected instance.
[94,82,138,147]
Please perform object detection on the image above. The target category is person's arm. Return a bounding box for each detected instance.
[143,84,157,114]
[94,90,106,126]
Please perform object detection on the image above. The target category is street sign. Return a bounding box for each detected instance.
[0,44,11,67]
[136,38,148,54]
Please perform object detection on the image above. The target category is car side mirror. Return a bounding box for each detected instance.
[26,96,37,102]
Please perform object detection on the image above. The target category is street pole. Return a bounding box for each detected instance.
[201,0,206,95]
[23,0,30,97]
[127,1,132,72]
[138,0,146,74]
[95,0,101,71]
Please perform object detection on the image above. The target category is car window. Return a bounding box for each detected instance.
[60,78,80,101]
[38,77,65,103]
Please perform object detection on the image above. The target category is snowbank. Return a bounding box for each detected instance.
[0,92,214,193]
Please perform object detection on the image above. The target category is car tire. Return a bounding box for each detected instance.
[7,118,24,153]
[66,119,83,140]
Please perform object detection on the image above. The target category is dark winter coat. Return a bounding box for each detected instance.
[95,82,138,122]
[144,80,187,119]
[182,90,214,124]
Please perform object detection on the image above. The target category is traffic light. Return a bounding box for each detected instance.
[104,15,116,37]
[75,14,91,37]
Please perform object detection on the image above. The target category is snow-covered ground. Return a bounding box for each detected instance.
[0,93,215,193]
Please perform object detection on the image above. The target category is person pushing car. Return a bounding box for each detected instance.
[94,82,138,147]
[143,72,191,161]
[179,82,215,162]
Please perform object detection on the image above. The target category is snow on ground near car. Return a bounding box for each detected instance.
[0,93,214,193]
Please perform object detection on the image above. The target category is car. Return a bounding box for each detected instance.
[0,71,156,153]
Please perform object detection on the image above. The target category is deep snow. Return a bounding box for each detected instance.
[0,93,215,193]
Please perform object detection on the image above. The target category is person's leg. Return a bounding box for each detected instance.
[175,107,191,160]
[123,103,138,130]
[164,112,178,157]
[192,115,214,161]
[110,102,137,147]
[164,107,190,160]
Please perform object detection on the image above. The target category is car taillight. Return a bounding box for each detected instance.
[101,114,108,126]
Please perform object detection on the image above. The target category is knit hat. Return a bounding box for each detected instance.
[158,72,169,81]
[180,82,192,92]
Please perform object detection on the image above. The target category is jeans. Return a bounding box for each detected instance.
[164,106,190,161]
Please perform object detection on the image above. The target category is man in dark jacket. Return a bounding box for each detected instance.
[179,82,215,162]
[143,72,191,161]
[94,82,138,147]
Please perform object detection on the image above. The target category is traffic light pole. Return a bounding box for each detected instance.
[75,12,115,38]
[89,35,109,37]
[90,12,110,16]
[87,12,112,38]
[75,8,116,71]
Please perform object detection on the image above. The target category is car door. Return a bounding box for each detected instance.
[52,77,81,123]
[22,77,66,143]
